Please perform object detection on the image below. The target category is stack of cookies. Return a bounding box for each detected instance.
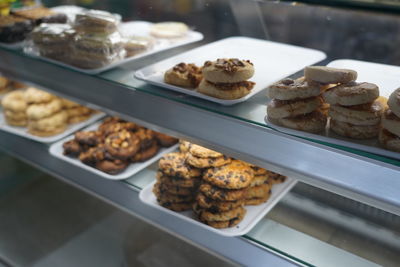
[1,90,28,126]
[267,75,329,133]
[155,152,202,211]
[380,88,400,152]
[164,63,203,89]
[198,58,255,100]
[62,99,95,124]
[245,166,273,205]
[311,67,384,139]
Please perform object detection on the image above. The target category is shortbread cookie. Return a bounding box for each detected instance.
[268,109,327,133]
[245,193,271,206]
[379,129,400,152]
[328,96,386,126]
[245,184,271,199]
[156,171,200,188]
[2,90,28,112]
[189,144,223,158]
[304,66,357,84]
[196,193,244,212]
[104,130,140,159]
[267,77,322,100]
[330,119,379,139]
[267,97,321,119]
[202,58,254,83]
[26,98,63,120]
[150,22,189,38]
[203,160,254,189]
[199,206,246,222]
[164,63,202,88]
[186,154,231,168]
[382,108,400,137]
[24,87,54,104]
[199,183,247,201]
[197,79,254,100]
[159,152,202,179]
[388,88,400,118]
[323,82,379,106]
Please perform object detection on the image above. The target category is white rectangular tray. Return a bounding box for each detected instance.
[139,178,297,236]
[24,21,203,74]
[134,36,326,105]
[0,111,104,143]
[265,59,400,160]
[49,122,179,180]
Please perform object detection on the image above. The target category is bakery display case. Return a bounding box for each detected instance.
[0,0,400,266]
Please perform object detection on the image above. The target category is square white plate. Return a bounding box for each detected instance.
[49,121,179,180]
[0,111,104,143]
[265,59,400,160]
[139,178,297,236]
[134,36,326,105]
[23,21,203,74]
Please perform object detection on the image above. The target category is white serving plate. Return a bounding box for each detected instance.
[0,111,104,143]
[139,178,297,236]
[49,122,179,180]
[265,59,400,160]
[134,36,326,105]
[23,21,203,74]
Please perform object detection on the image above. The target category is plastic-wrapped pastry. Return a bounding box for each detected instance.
[150,22,189,38]
[12,7,67,25]
[0,15,34,43]
[30,23,75,60]
[123,36,154,57]
[74,9,120,34]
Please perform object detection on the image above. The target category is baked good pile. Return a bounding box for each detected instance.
[63,117,178,174]
[164,58,255,100]
[153,141,286,229]
[1,86,96,136]
[380,89,400,152]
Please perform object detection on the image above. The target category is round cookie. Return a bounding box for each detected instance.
[199,210,245,229]
[2,90,28,112]
[186,154,231,168]
[67,106,92,117]
[388,88,400,118]
[196,193,244,212]
[202,58,254,83]
[379,129,400,152]
[382,108,400,137]
[131,141,159,162]
[179,140,192,153]
[164,63,202,88]
[153,182,194,203]
[28,125,67,137]
[156,171,200,188]
[159,152,202,179]
[24,87,54,104]
[61,98,80,108]
[267,97,321,119]
[199,183,247,201]
[95,159,129,174]
[158,200,193,212]
[328,96,386,126]
[154,132,178,147]
[245,184,271,199]
[5,110,27,121]
[266,171,287,184]
[26,98,63,120]
[68,114,91,124]
[189,144,223,158]
[250,175,269,187]
[330,119,379,139]
[323,82,379,106]
[104,130,140,159]
[159,182,194,196]
[197,79,254,100]
[203,160,254,189]
[150,22,189,38]
[5,116,27,127]
[75,130,104,147]
[79,144,107,165]
[63,139,85,157]
[267,77,322,100]
[250,166,268,176]
[100,121,138,136]
[304,66,357,84]
[268,109,327,133]
[135,128,155,150]
[28,110,68,131]
[245,193,271,206]
[199,205,246,222]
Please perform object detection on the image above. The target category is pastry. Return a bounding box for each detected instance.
[198,205,246,222]
[79,144,107,165]
[267,77,322,100]
[95,159,129,174]
[164,63,203,88]
[104,130,141,159]
[202,58,254,84]
[131,141,159,162]
[26,98,63,120]
[24,87,54,104]
[153,131,178,147]
[100,120,138,136]
[68,114,92,124]
[330,119,379,139]
[74,9,120,34]
[203,160,254,189]
[267,97,321,119]
[323,82,379,106]
[75,130,104,147]
[304,66,357,84]
[388,88,400,118]
[2,90,28,112]
[197,78,254,100]
[379,129,400,152]
[186,153,231,168]
[63,139,85,156]
[268,109,327,133]
[382,108,400,137]
[196,193,244,212]
[135,128,155,150]
[199,183,247,201]
[0,15,34,43]
[123,36,154,57]
[149,22,189,38]
[12,7,67,25]
[156,171,200,188]
[159,152,202,179]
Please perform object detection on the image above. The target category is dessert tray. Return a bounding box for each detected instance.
[134,36,326,105]
[139,177,297,237]
[49,122,179,180]
[265,59,400,160]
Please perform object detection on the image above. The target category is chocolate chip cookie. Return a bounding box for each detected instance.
[159,152,202,179]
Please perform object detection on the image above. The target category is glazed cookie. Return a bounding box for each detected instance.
[179,140,192,153]
[159,152,202,179]
[268,109,327,133]
[153,182,194,203]
[26,98,63,120]
[104,130,141,159]
[323,82,379,106]
[159,182,194,196]
[197,79,254,100]
[388,88,400,118]
[63,139,85,157]
[267,77,322,100]
[328,96,386,126]
[186,154,231,168]
[267,97,321,119]
[153,131,178,147]
[24,87,54,104]
[75,130,104,146]
[131,141,159,162]
[2,90,28,112]
[382,108,400,137]
[201,212,245,229]
[189,144,223,158]
[199,205,246,222]
[196,193,244,212]
[202,58,254,83]
[379,129,400,152]
[156,171,200,188]
[203,160,254,189]
[245,184,271,199]
[330,119,379,139]
[304,66,357,84]
[245,193,271,206]
[164,63,203,88]
[199,183,247,201]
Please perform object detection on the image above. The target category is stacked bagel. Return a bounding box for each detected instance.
[380,88,400,151]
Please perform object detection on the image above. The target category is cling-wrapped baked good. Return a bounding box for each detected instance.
[123,36,154,57]
[74,9,120,34]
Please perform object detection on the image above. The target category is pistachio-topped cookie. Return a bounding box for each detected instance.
[202,58,254,83]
